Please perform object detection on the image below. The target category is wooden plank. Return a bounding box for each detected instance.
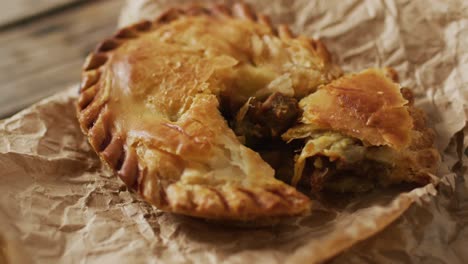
[0,0,125,118]
[0,0,84,27]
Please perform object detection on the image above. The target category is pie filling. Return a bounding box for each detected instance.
[284,130,399,193]
[224,92,404,193]
[225,92,300,184]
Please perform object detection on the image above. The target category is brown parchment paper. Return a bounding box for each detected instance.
[0,0,466,263]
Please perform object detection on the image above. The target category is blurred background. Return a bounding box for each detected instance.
[0,0,125,118]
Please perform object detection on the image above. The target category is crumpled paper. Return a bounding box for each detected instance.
[0,0,466,263]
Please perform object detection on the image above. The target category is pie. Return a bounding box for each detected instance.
[76,3,439,221]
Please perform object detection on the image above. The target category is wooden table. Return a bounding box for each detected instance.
[0,0,125,118]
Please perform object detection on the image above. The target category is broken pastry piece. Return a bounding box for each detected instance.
[283,68,440,193]
[76,3,341,221]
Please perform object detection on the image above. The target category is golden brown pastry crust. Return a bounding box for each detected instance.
[76,3,341,220]
[285,68,439,188]
[298,68,413,149]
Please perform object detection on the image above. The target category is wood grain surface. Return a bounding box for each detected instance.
[0,0,125,118]
[0,0,82,27]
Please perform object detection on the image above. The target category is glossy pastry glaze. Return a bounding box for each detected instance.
[299,68,413,149]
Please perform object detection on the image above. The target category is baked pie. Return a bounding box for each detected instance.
[77,3,439,221]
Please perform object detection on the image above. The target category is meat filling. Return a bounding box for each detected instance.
[228,92,300,182]
[232,92,301,145]
[291,130,402,193]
